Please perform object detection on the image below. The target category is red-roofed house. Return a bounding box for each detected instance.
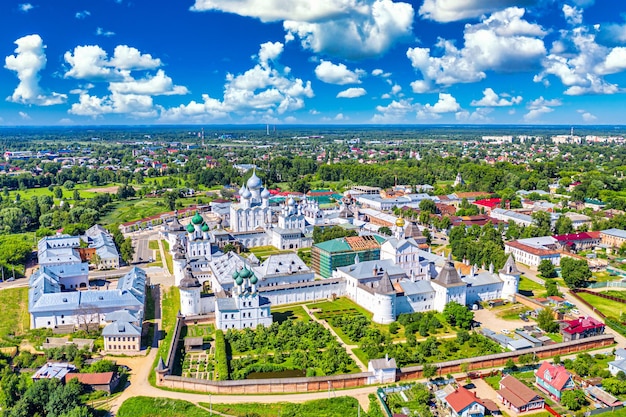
[535,362,575,401]
[443,386,486,417]
[64,371,120,394]
[560,316,605,342]
[473,198,502,215]
[497,375,544,413]
[552,232,601,252]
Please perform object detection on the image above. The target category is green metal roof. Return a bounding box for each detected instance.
[314,238,352,253]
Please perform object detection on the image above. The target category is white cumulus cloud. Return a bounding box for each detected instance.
[315,60,364,85]
[19,3,34,12]
[4,34,67,106]
[523,96,561,121]
[96,28,116,37]
[419,0,538,23]
[372,99,416,123]
[470,88,522,106]
[160,41,314,123]
[192,0,414,60]
[65,44,186,118]
[336,87,366,98]
[535,6,625,95]
[75,10,91,19]
[407,7,546,91]
[424,93,461,113]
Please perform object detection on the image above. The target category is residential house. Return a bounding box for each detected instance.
[64,372,120,394]
[608,348,626,376]
[552,232,601,253]
[443,386,486,417]
[560,317,605,342]
[497,375,545,413]
[535,362,575,401]
[367,354,397,384]
[32,362,76,381]
[600,229,626,250]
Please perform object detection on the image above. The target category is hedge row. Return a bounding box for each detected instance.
[214,330,229,381]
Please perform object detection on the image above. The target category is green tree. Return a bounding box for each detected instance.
[532,211,552,236]
[561,390,588,411]
[560,257,591,289]
[504,358,516,370]
[538,259,557,278]
[72,189,81,201]
[442,302,474,330]
[419,199,437,214]
[422,363,437,379]
[378,226,392,236]
[54,187,63,199]
[545,280,559,297]
[120,238,135,264]
[537,308,559,333]
[554,215,574,235]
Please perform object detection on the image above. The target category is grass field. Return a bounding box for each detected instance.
[0,287,30,346]
[203,396,366,417]
[247,245,293,260]
[149,286,180,385]
[518,276,545,297]
[7,182,119,202]
[118,397,212,417]
[271,305,311,323]
[162,240,173,274]
[308,297,421,343]
[101,198,169,224]
[577,292,626,318]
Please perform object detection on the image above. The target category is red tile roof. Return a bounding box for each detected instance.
[552,232,600,242]
[64,372,114,385]
[536,362,573,391]
[445,386,483,413]
[474,198,501,209]
[505,240,559,257]
[561,316,604,335]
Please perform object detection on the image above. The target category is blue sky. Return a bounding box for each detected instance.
[1,0,626,125]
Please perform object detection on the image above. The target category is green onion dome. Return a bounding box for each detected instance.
[232,270,240,280]
[235,276,244,286]
[201,223,210,232]
[186,223,195,233]
[239,267,251,279]
[192,212,203,225]
[250,274,258,285]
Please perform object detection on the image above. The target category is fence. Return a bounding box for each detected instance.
[377,388,394,417]
[588,281,626,289]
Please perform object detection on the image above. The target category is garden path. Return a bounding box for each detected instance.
[301,305,368,372]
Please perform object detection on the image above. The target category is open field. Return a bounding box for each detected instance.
[118,397,212,417]
[101,198,169,224]
[7,182,119,202]
[271,305,311,323]
[577,292,626,318]
[0,287,30,346]
[204,396,366,417]
[518,276,545,297]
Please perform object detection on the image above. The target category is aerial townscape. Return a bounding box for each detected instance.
[3,1,626,417]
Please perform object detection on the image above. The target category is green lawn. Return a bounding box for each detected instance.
[162,240,173,274]
[518,276,545,297]
[186,324,215,339]
[101,198,169,224]
[203,396,366,417]
[0,287,30,346]
[495,303,530,321]
[118,397,212,417]
[271,305,311,323]
[149,286,180,385]
[577,292,626,318]
[7,182,118,202]
[148,241,159,250]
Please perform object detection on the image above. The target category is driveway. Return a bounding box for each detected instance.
[474,308,528,332]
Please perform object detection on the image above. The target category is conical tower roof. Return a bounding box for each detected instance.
[179,266,201,289]
[499,254,520,276]
[377,271,395,294]
[433,255,465,287]
[404,221,423,239]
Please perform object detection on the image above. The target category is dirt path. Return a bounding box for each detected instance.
[157,239,171,277]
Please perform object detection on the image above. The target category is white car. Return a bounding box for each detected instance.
[571,309,580,315]
[502,329,510,334]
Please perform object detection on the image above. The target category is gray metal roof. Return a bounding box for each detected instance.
[102,320,141,336]
[399,280,434,295]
